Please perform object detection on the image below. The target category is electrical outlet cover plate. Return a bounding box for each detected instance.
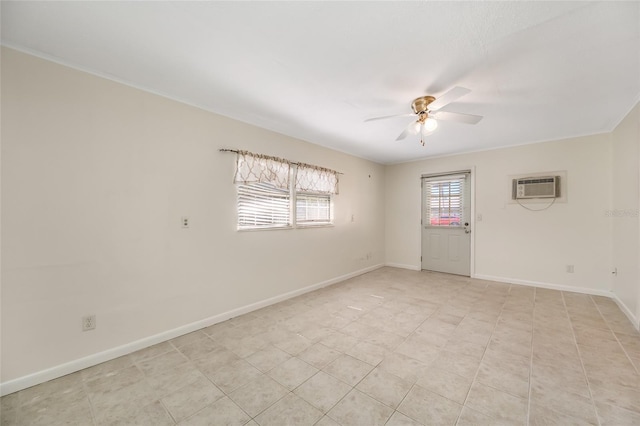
[82,315,96,331]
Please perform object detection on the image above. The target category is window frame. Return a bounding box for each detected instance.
[236,167,335,231]
[236,181,293,230]
[423,174,467,228]
[295,191,334,228]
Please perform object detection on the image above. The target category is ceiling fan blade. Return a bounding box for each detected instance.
[396,127,411,141]
[428,86,471,111]
[365,113,414,122]
[432,110,483,125]
[396,120,419,140]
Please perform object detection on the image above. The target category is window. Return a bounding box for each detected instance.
[232,151,338,230]
[423,174,467,227]
[237,182,291,228]
[293,163,335,227]
[296,193,332,225]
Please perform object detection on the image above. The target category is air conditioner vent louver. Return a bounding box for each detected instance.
[512,176,560,199]
[520,178,555,184]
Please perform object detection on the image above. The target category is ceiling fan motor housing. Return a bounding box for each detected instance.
[411,96,436,114]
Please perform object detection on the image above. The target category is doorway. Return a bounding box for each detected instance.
[421,171,471,276]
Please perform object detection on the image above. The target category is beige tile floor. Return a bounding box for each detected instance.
[2,267,640,425]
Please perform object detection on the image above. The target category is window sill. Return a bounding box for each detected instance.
[237,223,334,232]
[296,223,334,229]
[237,225,294,232]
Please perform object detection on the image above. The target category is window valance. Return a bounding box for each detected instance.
[233,150,290,190]
[224,149,340,195]
[296,163,339,194]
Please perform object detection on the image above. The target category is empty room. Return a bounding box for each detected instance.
[1,1,640,425]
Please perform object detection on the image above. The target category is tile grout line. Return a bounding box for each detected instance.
[80,379,100,426]
[337,300,418,423]
[381,299,436,425]
[146,340,192,425]
[391,382,420,425]
[454,282,505,424]
[526,287,536,426]
[378,293,447,425]
[9,269,640,425]
[591,297,640,376]
[562,292,602,426]
[173,337,256,425]
[273,293,407,425]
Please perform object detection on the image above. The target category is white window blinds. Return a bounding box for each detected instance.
[423,174,467,227]
[231,150,339,230]
[296,193,331,225]
[294,163,337,226]
[237,182,291,228]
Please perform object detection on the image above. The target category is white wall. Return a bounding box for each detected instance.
[2,45,638,394]
[385,134,613,294]
[611,103,640,324]
[0,47,385,386]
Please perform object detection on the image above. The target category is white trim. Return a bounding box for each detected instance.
[469,166,476,278]
[474,273,639,331]
[380,267,638,331]
[0,263,384,396]
[419,168,474,277]
[473,274,612,297]
[611,293,640,331]
[609,97,640,131]
[387,130,612,166]
[385,263,421,271]
[6,45,632,169]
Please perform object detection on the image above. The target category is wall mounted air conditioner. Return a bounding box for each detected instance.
[512,176,560,199]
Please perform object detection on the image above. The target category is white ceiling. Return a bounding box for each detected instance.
[2,1,639,164]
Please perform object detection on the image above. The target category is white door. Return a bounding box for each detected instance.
[421,172,471,276]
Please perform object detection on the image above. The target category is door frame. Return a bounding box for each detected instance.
[420,167,476,277]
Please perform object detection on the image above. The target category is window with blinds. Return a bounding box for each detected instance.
[237,182,291,228]
[234,151,338,230]
[296,193,332,225]
[424,174,466,227]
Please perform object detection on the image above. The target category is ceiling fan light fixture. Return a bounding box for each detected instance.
[424,117,438,132]
[366,87,482,147]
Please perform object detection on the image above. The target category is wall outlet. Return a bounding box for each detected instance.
[181,217,189,228]
[82,315,96,331]
[566,265,574,273]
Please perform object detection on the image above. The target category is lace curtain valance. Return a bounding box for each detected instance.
[233,151,291,190]
[229,150,339,194]
[296,163,339,194]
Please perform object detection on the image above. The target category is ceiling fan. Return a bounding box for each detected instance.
[365,87,483,146]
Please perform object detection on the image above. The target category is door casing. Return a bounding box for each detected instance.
[420,168,475,277]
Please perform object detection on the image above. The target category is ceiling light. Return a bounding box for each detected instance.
[424,117,438,132]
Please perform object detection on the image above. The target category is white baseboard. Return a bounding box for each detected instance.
[0,263,384,396]
[473,274,613,297]
[385,263,421,271]
[474,274,639,331]
[611,293,640,331]
[382,268,639,331]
